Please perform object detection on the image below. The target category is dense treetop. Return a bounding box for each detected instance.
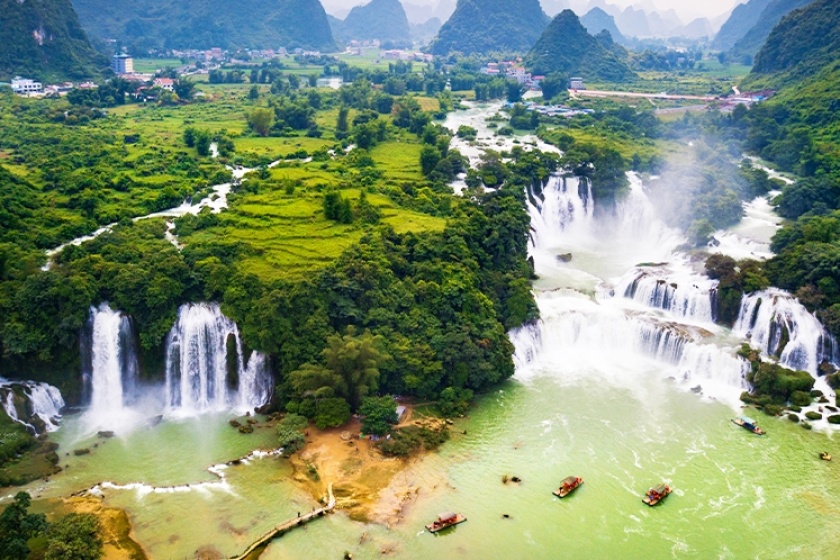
[525,10,635,82]
[71,0,337,52]
[428,0,549,56]
[0,0,104,81]
[749,0,840,82]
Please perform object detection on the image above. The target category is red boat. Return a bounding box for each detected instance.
[553,476,583,498]
[642,484,671,506]
[426,512,466,533]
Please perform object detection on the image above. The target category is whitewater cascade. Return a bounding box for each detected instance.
[734,289,839,375]
[513,172,749,405]
[81,303,139,416]
[165,303,272,414]
[616,265,717,324]
[0,378,65,433]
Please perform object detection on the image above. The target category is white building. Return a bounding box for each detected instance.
[112,53,134,75]
[11,77,43,94]
[570,77,584,90]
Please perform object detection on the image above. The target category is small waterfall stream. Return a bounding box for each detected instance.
[0,378,65,433]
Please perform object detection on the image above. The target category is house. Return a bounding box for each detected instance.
[570,77,584,90]
[11,77,43,94]
[153,78,175,91]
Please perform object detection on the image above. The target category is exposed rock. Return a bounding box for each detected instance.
[557,253,573,263]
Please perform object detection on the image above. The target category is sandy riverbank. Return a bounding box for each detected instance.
[288,405,450,526]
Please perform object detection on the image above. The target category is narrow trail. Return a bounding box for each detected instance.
[229,483,335,560]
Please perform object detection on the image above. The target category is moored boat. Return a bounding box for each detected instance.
[732,416,765,435]
[553,475,583,498]
[642,484,671,506]
[425,512,467,533]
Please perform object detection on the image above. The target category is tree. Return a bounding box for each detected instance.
[360,396,398,436]
[277,413,308,455]
[0,492,47,560]
[183,127,196,147]
[173,78,195,101]
[420,145,442,177]
[248,85,260,100]
[291,329,388,411]
[314,397,351,429]
[195,130,212,156]
[540,74,565,101]
[44,513,101,560]
[336,105,350,139]
[247,108,275,137]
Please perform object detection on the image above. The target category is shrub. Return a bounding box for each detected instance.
[787,413,799,422]
[790,391,813,407]
[377,425,449,457]
[805,411,822,420]
[763,404,784,416]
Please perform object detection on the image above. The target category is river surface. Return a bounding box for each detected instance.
[6,103,840,559]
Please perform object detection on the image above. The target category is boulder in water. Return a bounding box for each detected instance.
[557,253,573,263]
[238,424,254,434]
[97,430,115,438]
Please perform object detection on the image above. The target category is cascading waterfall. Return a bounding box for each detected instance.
[0,378,65,433]
[165,303,272,414]
[514,171,748,406]
[616,265,717,323]
[733,289,839,375]
[82,302,139,416]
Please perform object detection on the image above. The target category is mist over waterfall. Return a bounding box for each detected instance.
[165,303,272,414]
[734,289,840,375]
[514,171,748,407]
[82,303,139,417]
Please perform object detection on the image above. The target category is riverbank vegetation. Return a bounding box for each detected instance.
[0,69,538,431]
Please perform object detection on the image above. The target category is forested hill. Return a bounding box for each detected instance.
[427,0,549,55]
[330,0,411,47]
[712,0,771,52]
[727,0,814,62]
[71,0,337,52]
[525,10,635,82]
[0,0,104,81]
[749,0,840,82]
[580,7,627,46]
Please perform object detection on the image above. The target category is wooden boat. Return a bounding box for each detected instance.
[425,512,466,533]
[553,476,583,498]
[732,416,766,435]
[820,451,832,461]
[642,484,671,506]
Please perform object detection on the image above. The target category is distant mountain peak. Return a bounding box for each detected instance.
[428,0,549,55]
[525,9,634,81]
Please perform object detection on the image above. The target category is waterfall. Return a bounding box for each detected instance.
[526,175,594,249]
[82,303,139,416]
[165,303,272,414]
[512,170,748,406]
[733,289,839,375]
[616,265,717,324]
[0,378,65,434]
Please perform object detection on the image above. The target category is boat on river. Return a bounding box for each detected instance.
[426,512,466,533]
[642,484,671,506]
[732,416,766,435]
[553,476,583,498]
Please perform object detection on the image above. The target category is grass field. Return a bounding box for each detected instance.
[132,58,184,73]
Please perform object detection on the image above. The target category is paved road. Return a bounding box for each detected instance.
[569,89,717,102]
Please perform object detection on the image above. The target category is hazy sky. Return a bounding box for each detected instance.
[321,0,745,21]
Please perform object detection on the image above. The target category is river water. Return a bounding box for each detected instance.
[6,103,840,559]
